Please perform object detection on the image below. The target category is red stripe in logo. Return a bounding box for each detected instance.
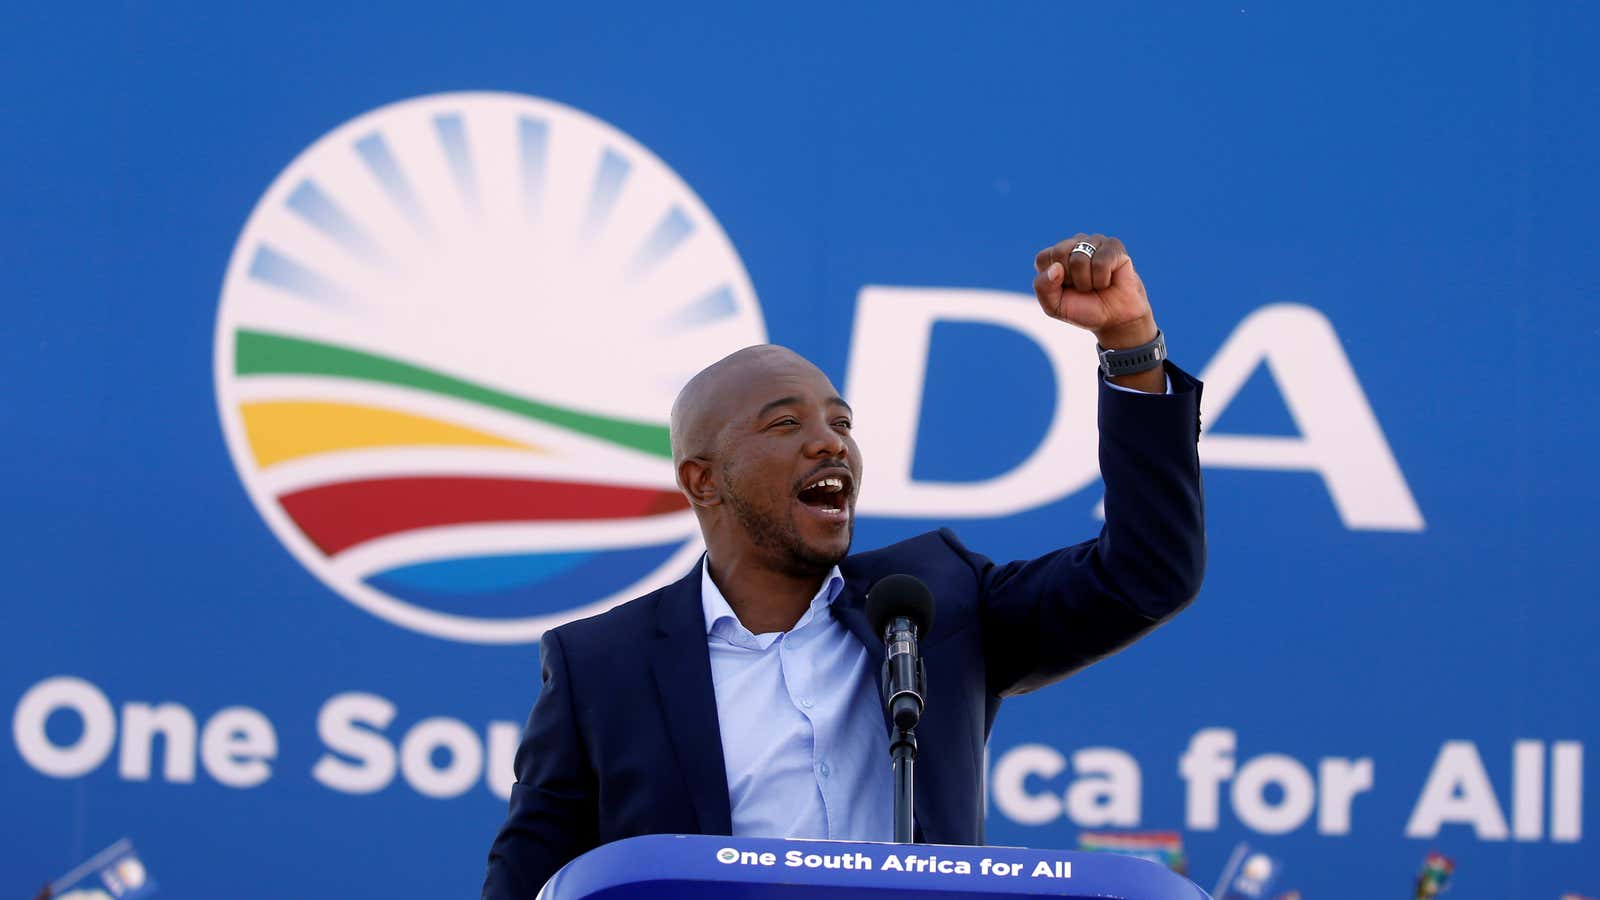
[280,476,689,556]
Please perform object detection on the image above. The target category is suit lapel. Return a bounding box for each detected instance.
[831,570,889,735]
[830,567,886,669]
[648,560,733,835]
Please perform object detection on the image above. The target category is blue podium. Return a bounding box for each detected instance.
[539,835,1212,899]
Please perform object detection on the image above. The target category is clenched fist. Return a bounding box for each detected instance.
[1033,233,1158,346]
[1033,233,1164,392]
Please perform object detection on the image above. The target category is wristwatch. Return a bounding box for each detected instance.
[1096,330,1166,378]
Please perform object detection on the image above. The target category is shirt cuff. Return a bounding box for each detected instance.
[1103,373,1173,395]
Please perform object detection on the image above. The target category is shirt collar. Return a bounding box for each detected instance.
[700,555,846,640]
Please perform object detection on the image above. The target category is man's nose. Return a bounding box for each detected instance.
[803,420,847,458]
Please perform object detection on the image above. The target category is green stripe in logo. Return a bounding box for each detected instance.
[235,329,672,458]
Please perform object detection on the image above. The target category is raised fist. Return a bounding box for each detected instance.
[1032,233,1157,350]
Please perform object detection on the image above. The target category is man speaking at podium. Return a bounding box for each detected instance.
[483,233,1206,897]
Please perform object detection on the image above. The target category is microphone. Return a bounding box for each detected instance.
[865,574,936,731]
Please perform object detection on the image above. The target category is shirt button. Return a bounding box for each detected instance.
[801,697,815,709]
[818,762,831,777]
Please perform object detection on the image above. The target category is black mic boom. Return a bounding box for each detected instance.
[866,574,936,730]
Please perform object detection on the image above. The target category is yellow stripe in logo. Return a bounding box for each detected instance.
[240,400,542,467]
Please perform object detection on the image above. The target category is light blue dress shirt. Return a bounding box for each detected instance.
[700,559,893,841]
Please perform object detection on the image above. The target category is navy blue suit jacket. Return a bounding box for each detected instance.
[483,365,1205,898]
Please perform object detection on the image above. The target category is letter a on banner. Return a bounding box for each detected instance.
[1198,303,1425,531]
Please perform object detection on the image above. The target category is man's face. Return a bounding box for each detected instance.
[716,361,861,577]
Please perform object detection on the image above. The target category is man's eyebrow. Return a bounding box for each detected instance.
[756,396,802,419]
[754,395,854,418]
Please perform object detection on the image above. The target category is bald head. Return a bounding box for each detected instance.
[669,344,829,467]
[669,343,861,585]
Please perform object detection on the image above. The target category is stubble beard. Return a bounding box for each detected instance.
[722,472,851,578]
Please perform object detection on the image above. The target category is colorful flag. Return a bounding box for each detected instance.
[1213,842,1283,900]
[1413,851,1454,899]
[1076,830,1187,874]
[52,839,158,900]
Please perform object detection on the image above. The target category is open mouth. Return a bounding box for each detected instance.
[796,470,853,518]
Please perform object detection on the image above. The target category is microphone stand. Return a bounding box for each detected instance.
[890,727,917,843]
[867,576,934,846]
[881,617,926,844]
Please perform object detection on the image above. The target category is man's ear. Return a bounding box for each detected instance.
[677,457,721,507]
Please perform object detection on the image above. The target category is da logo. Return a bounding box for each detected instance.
[215,92,765,643]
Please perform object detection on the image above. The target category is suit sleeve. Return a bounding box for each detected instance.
[482,629,599,899]
[961,362,1206,697]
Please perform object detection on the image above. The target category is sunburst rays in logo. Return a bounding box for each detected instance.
[215,92,765,643]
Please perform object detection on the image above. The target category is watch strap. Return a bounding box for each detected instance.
[1097,329,1166,377]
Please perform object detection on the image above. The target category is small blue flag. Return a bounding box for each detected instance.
[1213,842,1283,900]
[52,838,158,900]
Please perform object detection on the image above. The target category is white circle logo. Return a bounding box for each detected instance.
[215,92,765,643]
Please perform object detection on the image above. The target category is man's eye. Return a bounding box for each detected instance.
[769,417,799,429]
[834,420,852,430]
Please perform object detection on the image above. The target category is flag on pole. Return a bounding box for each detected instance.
[1412,851,1454,899]
[51,839,158,900]
[1212,842,1284,900]
[1076,830,1187,874]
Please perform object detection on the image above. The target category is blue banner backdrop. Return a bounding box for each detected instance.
[3,3,1596,898]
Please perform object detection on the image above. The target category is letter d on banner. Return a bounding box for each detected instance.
[844,286,1100,517]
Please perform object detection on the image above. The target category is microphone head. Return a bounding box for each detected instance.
[865,573,935,637]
